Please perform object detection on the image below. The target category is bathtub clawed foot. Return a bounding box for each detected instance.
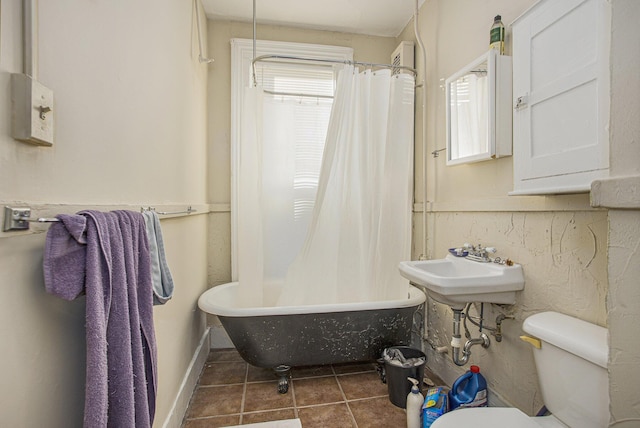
[274,365,291,394]
[376,358,386,384]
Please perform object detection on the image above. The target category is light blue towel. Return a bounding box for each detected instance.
[142,211,174,305]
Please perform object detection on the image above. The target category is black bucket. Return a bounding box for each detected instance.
[383,346,426,409]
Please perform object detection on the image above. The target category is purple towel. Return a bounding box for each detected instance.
[43,210,157,428]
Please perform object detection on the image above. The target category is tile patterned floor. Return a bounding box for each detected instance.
[182,348,443,427]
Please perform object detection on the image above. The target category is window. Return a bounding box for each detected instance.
[230,39,353,280]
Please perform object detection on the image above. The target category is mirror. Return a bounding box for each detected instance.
[445,50,512,166]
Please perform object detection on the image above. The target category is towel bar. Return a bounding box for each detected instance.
[141,206,197,215]
[30,217,60,223]
[3,205,198,232]
[3,206,60,231]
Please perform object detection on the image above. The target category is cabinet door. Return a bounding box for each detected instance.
[511,0,610,195]
[446,50,513,166]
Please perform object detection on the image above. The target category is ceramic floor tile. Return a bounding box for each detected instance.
[187,384,244,418]
[243,381,295,412]
[200,362,247,386]
[293,376,344,407]
[183,415,240,428]
[297,403,356,428]
[241,408,296,424]
[348,396,406,427]
[184,349,448,428]
[337,372,388,400]
[207,349,244,363]
[247,365,277,382]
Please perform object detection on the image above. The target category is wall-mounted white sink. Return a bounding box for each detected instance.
[398,254,524,309]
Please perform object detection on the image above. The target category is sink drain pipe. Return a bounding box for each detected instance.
[451,308,490,366]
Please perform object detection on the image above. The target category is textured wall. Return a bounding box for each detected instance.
[397,0,611,414]
[0,1,208,426]
[425,211,608,412]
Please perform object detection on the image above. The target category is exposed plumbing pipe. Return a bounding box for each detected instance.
[23,0,37,78]
[253,0,257,61]
[435,346,449,354]
[414,0,428,262]
[458,334,490,365]
[451,309,464,364]
[194,0,214,63]
[414,0,430,344]
[463,303,514,342]
[493,314,510,342]
[452,308,491,366]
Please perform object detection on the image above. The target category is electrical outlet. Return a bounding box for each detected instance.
[11,73,54,146]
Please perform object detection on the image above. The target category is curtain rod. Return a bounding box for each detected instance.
[252,54,417,74]
[263,89,334,100]
[249,0,415,83]
[251,54,417,87]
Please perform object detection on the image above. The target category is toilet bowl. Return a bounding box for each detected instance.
[431,311,608,428]
[430,407,564,428]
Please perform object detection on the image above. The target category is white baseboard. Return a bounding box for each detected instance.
[161,327,210,428]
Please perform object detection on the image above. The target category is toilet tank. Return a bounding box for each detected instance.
[523,311,608,428]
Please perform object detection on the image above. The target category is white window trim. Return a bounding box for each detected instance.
[230,38,353,281]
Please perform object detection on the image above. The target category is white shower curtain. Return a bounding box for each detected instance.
[237,87,265,307]
[238,65,415,307]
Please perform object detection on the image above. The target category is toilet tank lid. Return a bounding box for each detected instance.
[523,311,608,368]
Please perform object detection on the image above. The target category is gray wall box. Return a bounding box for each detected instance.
[11,73,55,146]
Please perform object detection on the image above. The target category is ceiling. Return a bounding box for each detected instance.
[201,0,426,38]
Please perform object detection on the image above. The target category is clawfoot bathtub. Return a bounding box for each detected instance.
[198,282,426,393]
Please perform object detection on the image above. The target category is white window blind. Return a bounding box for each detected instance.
[255,62,335,98]
[255,62,335,281]
[255,62,334,222]
[230,39,353,281]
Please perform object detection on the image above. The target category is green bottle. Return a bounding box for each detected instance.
[489,15,505,54]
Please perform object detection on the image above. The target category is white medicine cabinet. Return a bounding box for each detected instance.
[510,0,611,195]
[446,49,512,166]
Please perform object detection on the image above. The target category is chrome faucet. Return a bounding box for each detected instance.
[463,243,496,263]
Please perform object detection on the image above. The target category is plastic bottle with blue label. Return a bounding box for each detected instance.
[449,365,488,410]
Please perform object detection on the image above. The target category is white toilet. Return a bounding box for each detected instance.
[432,311,609,428]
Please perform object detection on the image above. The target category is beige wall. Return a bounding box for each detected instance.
[205,20,400,290]
[0,1,208,427]
[399,0,612,414]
